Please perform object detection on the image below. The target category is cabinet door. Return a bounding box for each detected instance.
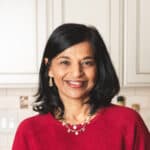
[124,0,150,86]
[50,0,121,81]
[0,0,47,87]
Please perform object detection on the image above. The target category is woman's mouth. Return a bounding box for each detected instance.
[65,80,85,88]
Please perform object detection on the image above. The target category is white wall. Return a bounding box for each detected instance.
[0,88,37,150]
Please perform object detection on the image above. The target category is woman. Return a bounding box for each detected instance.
[12,23,150,150]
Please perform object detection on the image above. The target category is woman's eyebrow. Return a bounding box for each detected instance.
[56,56,70,59]
[56,56,94,60]
[82,56,95,60]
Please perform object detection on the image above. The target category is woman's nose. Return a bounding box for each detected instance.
[71,63,83,77]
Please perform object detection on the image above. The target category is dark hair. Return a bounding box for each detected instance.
[33,23,120,117]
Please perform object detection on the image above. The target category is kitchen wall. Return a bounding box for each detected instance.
[0,87,150,149]
[0,88,37,150]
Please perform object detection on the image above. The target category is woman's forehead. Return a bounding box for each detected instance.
[56,41,94,59]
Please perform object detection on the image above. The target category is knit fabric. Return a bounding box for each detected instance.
[12,104,150,150]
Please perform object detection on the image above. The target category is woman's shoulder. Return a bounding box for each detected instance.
[104,104,150,142]
[102,104,145,126]
[104,104,139,117]
[16,113,51,132]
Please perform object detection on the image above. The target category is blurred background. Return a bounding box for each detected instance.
[0,0,150,149]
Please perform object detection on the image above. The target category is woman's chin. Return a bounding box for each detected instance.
[63,91,89,100]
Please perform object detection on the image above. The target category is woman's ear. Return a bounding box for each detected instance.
[45,57,54,77]
[44,57,49,65]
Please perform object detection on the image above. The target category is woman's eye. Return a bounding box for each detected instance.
[60,60,70,65]
[82,61,95,66]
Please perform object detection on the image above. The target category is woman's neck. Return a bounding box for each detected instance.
[62,99,91,125]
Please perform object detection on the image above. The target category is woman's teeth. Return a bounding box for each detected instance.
[67,81,84,87]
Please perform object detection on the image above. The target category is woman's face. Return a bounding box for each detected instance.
[48,41,97,101]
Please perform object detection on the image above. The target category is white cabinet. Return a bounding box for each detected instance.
[0,0,47,87]
[0,0,122,87]
[124,0,150,86]
[1,0,149,87]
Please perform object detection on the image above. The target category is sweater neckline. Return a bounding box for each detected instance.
[47,105,107,127]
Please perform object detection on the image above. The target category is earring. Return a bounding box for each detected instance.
[49,77,53,87]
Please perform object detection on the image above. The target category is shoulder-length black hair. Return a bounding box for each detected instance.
[33,23,120,117]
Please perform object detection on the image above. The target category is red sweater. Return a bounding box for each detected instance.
[12,104,150,150]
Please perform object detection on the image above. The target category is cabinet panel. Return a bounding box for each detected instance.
[0,0,47,87]
[0,0,37,73]
[63,0,110,49]
[124,0,150,86]
[138,0,150,72]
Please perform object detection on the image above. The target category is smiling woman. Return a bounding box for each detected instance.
[48,41,97,102]
[12,23,150,150]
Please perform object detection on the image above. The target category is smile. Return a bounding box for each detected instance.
[66,80,85,88]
